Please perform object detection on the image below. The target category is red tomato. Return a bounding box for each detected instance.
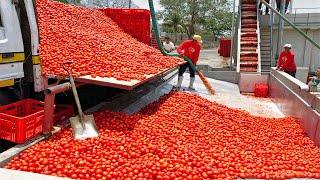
[37,0,182,81]
[5,92,320,179]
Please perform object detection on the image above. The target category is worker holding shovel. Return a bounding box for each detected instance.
[175,35,202,90]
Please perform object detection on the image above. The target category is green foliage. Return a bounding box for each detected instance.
[160,0,233,40]
[204,3,233,38]
[56,0,69,3]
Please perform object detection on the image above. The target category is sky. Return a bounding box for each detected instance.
[291,0,320,13]
[132,0,162,11]
[132,0,320,13]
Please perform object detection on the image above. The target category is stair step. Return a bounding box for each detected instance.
[261,56,271,59]
[260,35,271,38]
[241,37,258,41]
[241,47,257,51]
[240,62,258,67]
[261,68,271,71]
[260,44,271,49]
[240,57,258,61]
[262,61,271,64]
[261,62,271,66]
[242,2,256,5]
[261,50,271,54]
[240,67,258,72]
[242,32,257,37]
[242,19,257,24]
[242,0,256,4]
[241,28,257,33]
[261,55,271,58]
[241,52,258,57]
[242,24,257,28]
[260,32,271,35]
[261,47,271,50]
[242,14,257,18]
[260,47,271,51]
[241,41,258,46]
[242,11,257,15]
[242,4,256,7]
[260,40,271,43]
[242,6,256,9]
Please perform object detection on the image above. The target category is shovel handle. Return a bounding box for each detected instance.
[61,61,85,128]
[61,61,74,74]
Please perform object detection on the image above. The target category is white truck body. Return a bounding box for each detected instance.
[0,0,24,82]
[0,0,44,92]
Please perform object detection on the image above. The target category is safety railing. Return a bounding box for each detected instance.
[292,7,320,14]
[260,3,320,26]
[236,1,242,72]
[261,0,320,71]
[290,12,320,26]
[256,0,262,73]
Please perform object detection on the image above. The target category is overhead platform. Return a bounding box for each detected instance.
[47,62,186,91]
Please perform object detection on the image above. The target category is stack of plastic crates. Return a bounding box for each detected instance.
[100,8,151,45]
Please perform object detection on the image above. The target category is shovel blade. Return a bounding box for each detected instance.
[70,114,99,140]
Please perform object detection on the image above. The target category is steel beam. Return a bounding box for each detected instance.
[43,83,71,134]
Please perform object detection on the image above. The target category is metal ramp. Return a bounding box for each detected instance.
[74,61,184,90]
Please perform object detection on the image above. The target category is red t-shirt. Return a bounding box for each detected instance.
[277,51,296,72]
[177,40,201,65]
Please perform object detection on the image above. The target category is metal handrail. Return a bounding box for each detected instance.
[270,0,275,66]
[256,0,262,73]
[230,0,237,69]
[275,0,285,64]
[261,0,320,50]
[236,0,242,72]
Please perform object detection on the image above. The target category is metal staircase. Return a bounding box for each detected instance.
[260,28,272,72]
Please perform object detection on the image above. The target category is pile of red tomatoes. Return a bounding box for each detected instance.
[37,0,182,81]
[5,92,320,179]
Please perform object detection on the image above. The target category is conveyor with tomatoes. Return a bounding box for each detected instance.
[239,0,260,72]
[38,0,184,90]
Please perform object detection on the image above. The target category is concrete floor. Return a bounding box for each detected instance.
[198,48,230,68]
[170,74,285,118]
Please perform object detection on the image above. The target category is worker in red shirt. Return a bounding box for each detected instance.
[277,44,297,77]
[175,35,202,90]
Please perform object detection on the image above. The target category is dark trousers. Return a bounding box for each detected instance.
[285,70,296,78]
[259,0,269,14]
[178,63,195,78]
[277,1,290,12]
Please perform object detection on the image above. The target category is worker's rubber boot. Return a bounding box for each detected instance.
[174,76,183,90]
[189,77,195,91]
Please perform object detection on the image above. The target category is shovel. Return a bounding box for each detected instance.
[62,61,99,140]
